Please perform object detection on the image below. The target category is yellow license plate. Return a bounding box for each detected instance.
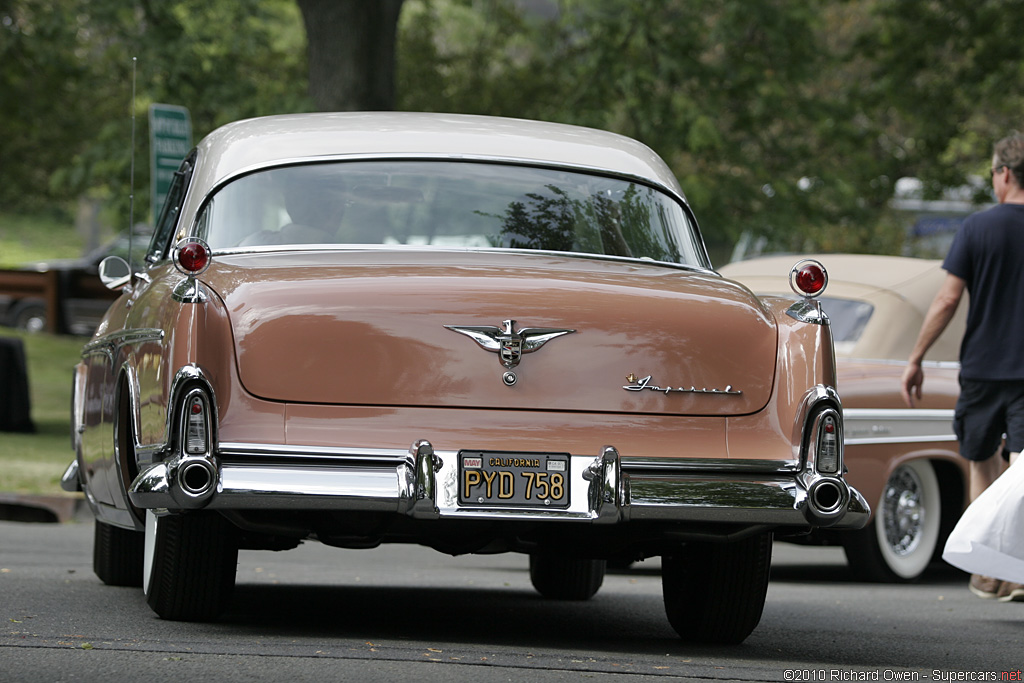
[458,451,570,508]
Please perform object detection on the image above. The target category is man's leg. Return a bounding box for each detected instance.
[966,450,1006,598]
[968,451,1003,502]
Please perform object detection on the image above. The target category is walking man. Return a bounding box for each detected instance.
[901,132,1024,601]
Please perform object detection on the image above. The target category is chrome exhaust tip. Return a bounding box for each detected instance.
[172,456,219,507]
[805,478,848,525]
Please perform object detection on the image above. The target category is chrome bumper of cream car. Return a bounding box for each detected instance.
[127,440,870,530]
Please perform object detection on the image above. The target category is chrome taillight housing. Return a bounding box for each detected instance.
[816,412,840,474]
[179,388,213,457]
[184,394,208,455]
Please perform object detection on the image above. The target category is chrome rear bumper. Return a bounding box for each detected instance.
[128,440,869,529]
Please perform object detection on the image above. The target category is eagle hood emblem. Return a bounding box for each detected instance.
[445,320,575,370]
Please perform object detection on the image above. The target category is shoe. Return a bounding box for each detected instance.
[996,581,1024,602]
[969,574,1001,599]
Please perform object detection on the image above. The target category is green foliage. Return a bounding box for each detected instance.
[1,0,310,226]
[5,0,1023,262]
[397,0,903,259]
[857,0,1024,193]
[396,0,1024,261]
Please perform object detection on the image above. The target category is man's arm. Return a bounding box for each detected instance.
[900,272,966,407]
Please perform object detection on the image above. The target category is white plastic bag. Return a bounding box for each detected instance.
[942,458,1024,583]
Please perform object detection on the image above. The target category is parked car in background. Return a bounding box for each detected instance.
[0,231,149,335]
[63,112,868,643]
[720,254,968,582]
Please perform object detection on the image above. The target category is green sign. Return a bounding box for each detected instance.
[149,104,192,222]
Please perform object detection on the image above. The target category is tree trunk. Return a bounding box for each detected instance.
[297,0,405,112]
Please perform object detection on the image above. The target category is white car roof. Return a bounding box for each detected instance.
[183,113,687,221]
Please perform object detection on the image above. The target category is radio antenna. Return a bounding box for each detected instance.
[128,56,137,274]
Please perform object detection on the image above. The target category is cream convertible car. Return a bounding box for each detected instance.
[63,113,868,644]
[722,254,969,582]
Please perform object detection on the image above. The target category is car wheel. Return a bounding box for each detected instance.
[93,519,144,587]
[842,459,942,582]
[529,554,606,600]
[143,510,238,621]
[661,532,772,644]
[9,301,46,333]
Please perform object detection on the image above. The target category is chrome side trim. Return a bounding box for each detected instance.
[81,328,166,364]
[843,408,956,445]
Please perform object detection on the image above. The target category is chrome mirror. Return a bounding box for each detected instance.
[98,255,131,289]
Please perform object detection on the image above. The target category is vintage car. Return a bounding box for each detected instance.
[720,254,968,582]
[62,112,868,644]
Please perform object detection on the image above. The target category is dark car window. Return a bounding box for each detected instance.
[147,152,196,264]
[195,160,708,268]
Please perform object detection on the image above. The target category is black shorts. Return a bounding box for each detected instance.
[953,378,1024,461]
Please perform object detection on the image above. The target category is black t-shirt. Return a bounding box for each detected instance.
[943,202,1024,380]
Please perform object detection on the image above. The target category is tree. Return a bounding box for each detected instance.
[297,0,404,111]
[0,0,310,221]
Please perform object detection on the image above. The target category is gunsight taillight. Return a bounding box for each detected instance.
[173,237,211,276]
[790,259,827,298]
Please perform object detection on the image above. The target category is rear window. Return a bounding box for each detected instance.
[194,160,708,267]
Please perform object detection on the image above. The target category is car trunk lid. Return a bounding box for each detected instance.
[206,250,777,416]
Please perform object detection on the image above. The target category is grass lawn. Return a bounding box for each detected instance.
[0,211,92,268]
[1,209,112,495]
[0,327,83,495]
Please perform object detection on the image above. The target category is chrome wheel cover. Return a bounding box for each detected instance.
[881,465,925,556]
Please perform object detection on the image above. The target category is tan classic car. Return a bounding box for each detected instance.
[62,113,868,643]
[721,254,968,582]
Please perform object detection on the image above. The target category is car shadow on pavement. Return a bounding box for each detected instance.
[223,581,681,651]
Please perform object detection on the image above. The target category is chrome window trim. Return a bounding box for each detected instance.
[204,152,694,210]
[207,243,717,275]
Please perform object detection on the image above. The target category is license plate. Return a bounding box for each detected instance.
[458,451,570,509]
